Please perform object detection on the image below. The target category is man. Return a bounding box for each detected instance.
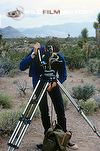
[19,39,78,150]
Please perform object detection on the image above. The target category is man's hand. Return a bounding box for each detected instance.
[34,42,40,53]
[31,42,40,58]
[47,82,57,92]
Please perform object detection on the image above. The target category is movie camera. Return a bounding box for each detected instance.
[41,45,62,70]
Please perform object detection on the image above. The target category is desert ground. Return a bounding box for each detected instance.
[0,69,100,151]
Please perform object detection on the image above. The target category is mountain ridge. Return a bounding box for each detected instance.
[18,22,95,37]
[0,26,24,38]
[0,22,95,38]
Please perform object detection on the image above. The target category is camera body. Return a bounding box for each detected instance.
[41,45,62,71]
[46,45,53,53]
[49,53,60,65]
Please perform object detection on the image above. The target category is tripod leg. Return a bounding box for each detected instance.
[8,80,41,150]
[7,81,49,151]
[8,80,41,145]
[15,82,49,148]
[57,80,100,138]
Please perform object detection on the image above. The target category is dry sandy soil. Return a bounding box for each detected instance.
[0,69,100,151]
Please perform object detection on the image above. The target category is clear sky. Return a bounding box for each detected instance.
[0,0,100,28]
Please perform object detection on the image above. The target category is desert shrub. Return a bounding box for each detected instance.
[63,45,85,69]
[93,95,100,107]
[6,50,28,64]
[16,80,28,96]
[79,99,97,114]
[72,84,95,101]
[0,106,40,137]
[0,110,21,136]
[90,47,100,58]
[0,93,12,109]
[0,57,15,76]
[0,51,28,77]
[77,40,83,48]
[8,69,19,77]
[87,58,100,74]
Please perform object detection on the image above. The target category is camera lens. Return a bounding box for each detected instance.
[47,45,53,53]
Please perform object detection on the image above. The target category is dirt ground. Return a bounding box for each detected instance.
[0,69,100,151]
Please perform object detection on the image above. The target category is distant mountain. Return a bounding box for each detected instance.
[0,26,24,38]
[0,22,95,38]
[19,22,95,38]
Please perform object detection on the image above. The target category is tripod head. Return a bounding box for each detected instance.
[37,47,62,81]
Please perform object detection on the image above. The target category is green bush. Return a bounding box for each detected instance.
[0,106,40,137]
[93,95,100,107]
[62,45,85,69]
[8,69,19,77]
[78,40,83,48]
[79,99,97,114]
[0,51,28,77]
[0,57,15,76]
[90,47,100,58]
[6,50,28,64]
[72,84,95,101]
[87,58,100,74]
[0,110,21,136]
[0,93,12,109]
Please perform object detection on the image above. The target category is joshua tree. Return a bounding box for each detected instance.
[93,12,100,28]
[81,28,88,42]
[81,28,90,60]
[97,12,100,23]
[93,22,98,29]
[93,12,100,48]
[0,34,3,54]
[0,34,2,43]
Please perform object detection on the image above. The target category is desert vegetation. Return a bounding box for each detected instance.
[0,35,100,137]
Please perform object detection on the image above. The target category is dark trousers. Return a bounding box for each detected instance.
[35,80,66,133]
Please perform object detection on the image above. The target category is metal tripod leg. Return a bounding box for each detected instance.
[57,80,100,138]
[7,80,49,151]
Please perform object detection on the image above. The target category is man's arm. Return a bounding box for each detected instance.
[19,50,33,71]
[19,42,40,71]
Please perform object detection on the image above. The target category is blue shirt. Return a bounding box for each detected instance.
[19,47,67,87]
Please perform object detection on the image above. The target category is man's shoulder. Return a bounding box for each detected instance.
[57,51,64,59]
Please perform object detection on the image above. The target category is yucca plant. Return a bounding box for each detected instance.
[0,93,12,109]
[72,84,95,101]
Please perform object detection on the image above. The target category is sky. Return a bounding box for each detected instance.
[0,0,100,28]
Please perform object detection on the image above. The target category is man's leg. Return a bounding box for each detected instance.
[49,86,79,150]
[39,92,51,134]
[48,85,67,132]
